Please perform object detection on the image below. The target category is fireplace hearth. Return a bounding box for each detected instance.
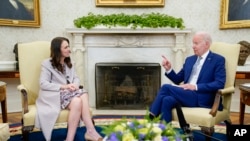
[95,63,161,109]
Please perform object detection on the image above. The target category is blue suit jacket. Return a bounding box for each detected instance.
[166,51,226,109]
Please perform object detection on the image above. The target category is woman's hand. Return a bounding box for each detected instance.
[68,84,78,91]
[61,83,78,91]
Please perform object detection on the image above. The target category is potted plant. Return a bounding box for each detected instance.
[74,12,185,30]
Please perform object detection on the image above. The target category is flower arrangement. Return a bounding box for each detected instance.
[101,113,187,141]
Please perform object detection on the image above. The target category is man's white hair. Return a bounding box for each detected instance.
[195,31,212,45]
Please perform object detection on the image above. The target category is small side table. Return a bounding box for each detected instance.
[239,83,250,125]
[0,81,7,123]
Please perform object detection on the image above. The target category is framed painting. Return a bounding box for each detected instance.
[220,0,250,29]
[96,0,165,7]
[0,0,40,27]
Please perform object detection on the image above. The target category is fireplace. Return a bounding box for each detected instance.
[65,28,192,110]
[95,63,161,109]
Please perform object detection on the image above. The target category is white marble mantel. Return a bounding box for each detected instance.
[65,27,192,108]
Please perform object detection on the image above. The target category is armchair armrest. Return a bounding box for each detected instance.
[219,86,235,95]
[209,86,235,117]
[17,84,29,114]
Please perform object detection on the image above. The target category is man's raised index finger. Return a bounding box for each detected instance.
[162,55,168,60]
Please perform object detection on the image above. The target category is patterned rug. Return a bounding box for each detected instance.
[9,115,226,136]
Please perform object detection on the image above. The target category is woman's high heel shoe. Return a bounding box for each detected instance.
[84,133,103,141]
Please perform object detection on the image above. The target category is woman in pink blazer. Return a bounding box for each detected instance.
[35,37,103,141]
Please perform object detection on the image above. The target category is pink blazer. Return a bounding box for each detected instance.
[35,58,80,141]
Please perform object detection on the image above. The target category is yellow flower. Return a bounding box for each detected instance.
[122,132,135,141]
[138,119,148,125]
[138,127,149,135]
[114,124,125,132]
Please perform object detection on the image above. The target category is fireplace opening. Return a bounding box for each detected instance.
[95,63,161,109]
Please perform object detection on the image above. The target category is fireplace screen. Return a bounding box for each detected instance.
[95,63,161,109]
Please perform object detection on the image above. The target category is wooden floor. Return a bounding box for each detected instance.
[1,111,250,125]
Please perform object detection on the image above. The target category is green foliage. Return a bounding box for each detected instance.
[74,12,185,30]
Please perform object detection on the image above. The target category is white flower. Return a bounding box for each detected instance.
[152,126,162,135]
[153,135,162,141]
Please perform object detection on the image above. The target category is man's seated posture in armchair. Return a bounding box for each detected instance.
[149,31,226,122]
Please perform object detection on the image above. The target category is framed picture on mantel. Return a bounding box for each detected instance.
[0,0,40,27]
[220,0,250,29]
[96,0,165,7]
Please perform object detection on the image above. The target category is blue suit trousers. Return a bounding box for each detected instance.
[150,84,199,122]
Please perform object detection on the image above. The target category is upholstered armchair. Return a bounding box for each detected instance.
[171,42,240,140]
[17,41,91,141]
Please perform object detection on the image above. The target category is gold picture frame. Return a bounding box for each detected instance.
[0,0,40,27]
[220,0,250,29]
[96,0,165,7]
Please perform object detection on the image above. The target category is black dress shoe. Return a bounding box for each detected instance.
[149,113,156,120]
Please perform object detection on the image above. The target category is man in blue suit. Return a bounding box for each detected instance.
[149,31,226,122]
